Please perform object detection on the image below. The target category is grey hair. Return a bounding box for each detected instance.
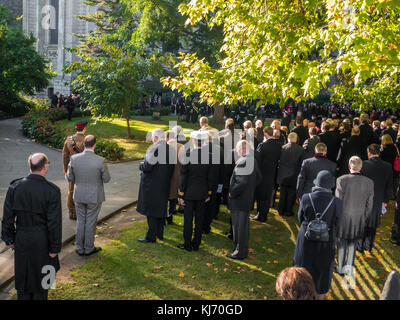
[349,156,362,171]
[236,140,250,155]
[152,128,165,141]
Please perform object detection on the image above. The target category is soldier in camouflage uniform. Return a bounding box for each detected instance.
[62,120,87,220]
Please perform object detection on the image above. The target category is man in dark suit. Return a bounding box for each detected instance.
[65,94,77,121]
[178,131,216,251]
[358,144,392,252]
[372,120,382,144]
[358,113,374,159]
[336,126,366,176]
[302,127,320,159]
[277,132,305,216]
[137,129,175,243]
[253,126,282,222]
[381,119,397,144]
[318,121,341,163]
[291,116,309,146]
[296,142,337,199]
[1,153,61,300]
[51,91,59,108]
[227,140,262,260]
[202,129,223,234]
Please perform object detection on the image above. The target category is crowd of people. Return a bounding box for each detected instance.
[50,91,86,121]
[3,103,400,300]
[136,111,400,300]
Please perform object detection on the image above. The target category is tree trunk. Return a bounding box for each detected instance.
[212,103,225,125]
[126,113,133,138]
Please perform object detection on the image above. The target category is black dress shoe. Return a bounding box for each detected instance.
[85,247,102,256]
[177,244,192,251]
[390,239,400,246]
[138,238,156,243]
[75,250,84,256]
[226,253,245,260]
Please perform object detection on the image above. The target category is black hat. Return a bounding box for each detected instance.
[313,170,335,189]
[74,120,88,129]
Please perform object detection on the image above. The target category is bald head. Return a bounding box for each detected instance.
[28,153,49,174]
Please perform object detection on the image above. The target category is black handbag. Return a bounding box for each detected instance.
[305,194,334,242]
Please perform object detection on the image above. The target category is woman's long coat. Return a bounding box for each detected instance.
[294,187,342,294]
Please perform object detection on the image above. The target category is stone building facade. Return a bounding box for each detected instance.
[1,0,97,97]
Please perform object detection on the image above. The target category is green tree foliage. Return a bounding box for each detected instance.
[162,0,400,110]
[67,0,223,136]
[0,5,54,110]
[66,42,159,138]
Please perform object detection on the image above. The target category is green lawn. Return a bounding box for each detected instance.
[49,200,400,300]
[54,115,279,160]
[54,116,221,160]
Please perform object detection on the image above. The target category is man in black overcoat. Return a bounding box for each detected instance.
[336,126,366,176]
[253,126,282,222]
[177,131,216,251]
[137,129,175,243]
[66,94,77,121]
[358,113,374,159]
[51,91,59,108]
[302,127,320,159]
[202,129,223,234]
[318,121,341,163]
[227,140,262,260]
[277,132,305,216]
[381,119,397,144]
[296,142,337,199]
[1,153,62,300]
[358,144,393,251]
[291,116,309,146]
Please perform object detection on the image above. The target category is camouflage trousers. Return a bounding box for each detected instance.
[68,181,76,219]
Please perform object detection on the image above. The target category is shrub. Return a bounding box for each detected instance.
[95,139,125,161]
[22,107,125,160]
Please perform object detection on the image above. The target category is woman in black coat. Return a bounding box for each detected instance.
[293,170,342,300]
[380,134,398,197]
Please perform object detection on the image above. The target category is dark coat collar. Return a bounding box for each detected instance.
[27,173,46,181]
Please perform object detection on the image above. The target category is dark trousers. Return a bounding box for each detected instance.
[231,210,249,258]
[67,107,74,121]
[357,227,377,252]
[337,239,357,275]
[278,185,297,216]
[203,191,219,232]
[146,216,164,241]
[184,200,205,248]
[17,291,48,300]
[256,188,275,220]
[167,199,178,224]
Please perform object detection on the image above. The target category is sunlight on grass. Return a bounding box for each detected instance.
[54,115,205,160]
[48,183,400,300]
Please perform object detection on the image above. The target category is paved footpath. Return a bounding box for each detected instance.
[0,118,142,289]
